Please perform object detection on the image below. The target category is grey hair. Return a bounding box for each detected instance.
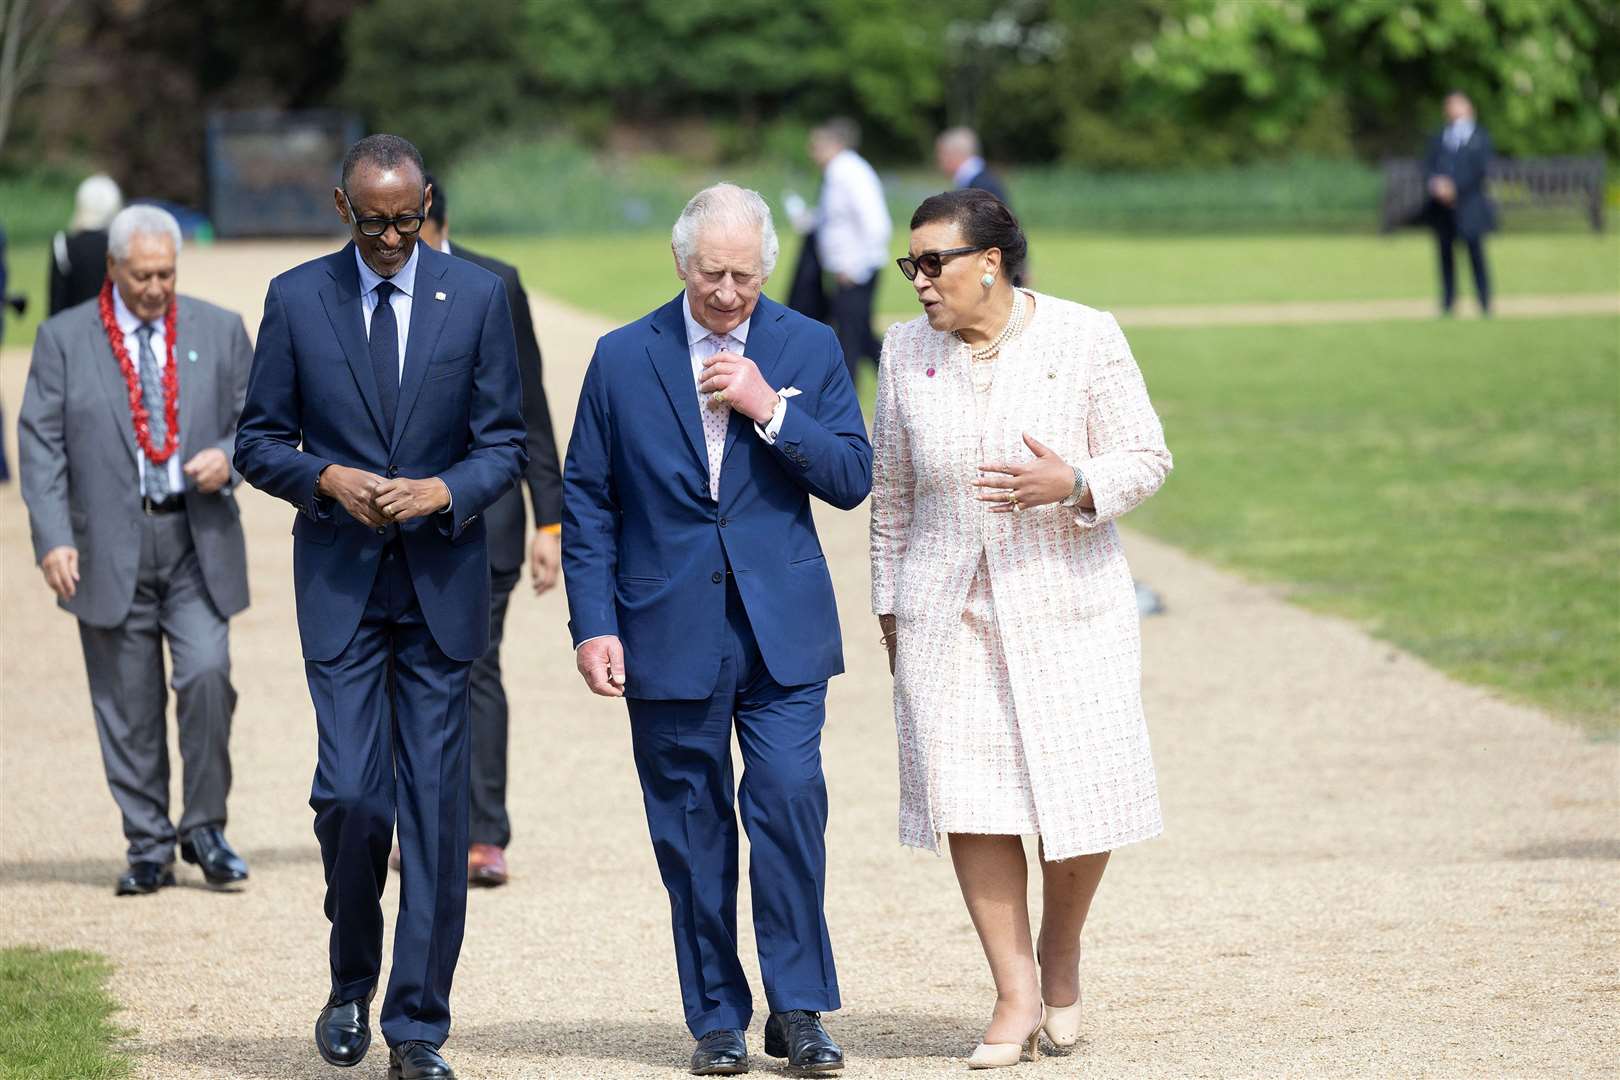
[671,183,779,278]
[937,126,980,156]
[108,205,183,262]
[70,174,123,232]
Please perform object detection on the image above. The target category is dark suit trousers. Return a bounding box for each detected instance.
[78,511,235,864]
[829,278,881,382]
[626,578,840,1037]
[1434,213,1491,313]
[305,542,471,1048]
[468,564,520,847]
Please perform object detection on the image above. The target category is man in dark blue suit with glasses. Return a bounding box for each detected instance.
[235,134,525,1080]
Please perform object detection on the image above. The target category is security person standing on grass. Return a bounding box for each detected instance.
[381,173,565,888]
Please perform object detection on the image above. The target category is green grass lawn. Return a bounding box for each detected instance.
[464,229,1620,327]
[0,947,130,1078]
[1128,315,1619,732]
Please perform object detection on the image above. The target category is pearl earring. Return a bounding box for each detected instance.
[981,273,996,288]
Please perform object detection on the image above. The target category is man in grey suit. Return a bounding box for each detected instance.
[19,205,254,896]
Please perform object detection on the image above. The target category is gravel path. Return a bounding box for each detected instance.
[2,242,1614,1079]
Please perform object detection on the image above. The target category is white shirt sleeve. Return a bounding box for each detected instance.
[754,387,800,445]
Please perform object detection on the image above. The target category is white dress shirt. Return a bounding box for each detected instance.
[812,149,891,284]
[682,294,789,461]
[1444,119,1476,151]
[112,287,184,494]
[354,243,417,379]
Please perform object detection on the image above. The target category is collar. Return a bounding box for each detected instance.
[1447,119,1475,141]
[112,286,157,336]
[682,291,752,348]
[953,155,986,187]
[353,242,420,299]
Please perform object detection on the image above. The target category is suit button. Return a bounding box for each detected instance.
[376,527,387,535]
[387,465,399,477]
[719,517,729,528]
[711,571,723,584]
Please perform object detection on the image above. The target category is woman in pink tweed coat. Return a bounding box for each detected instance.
[870,190,1172,1068]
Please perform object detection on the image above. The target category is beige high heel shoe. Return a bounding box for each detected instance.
[1041,997,1081,1049]
[967,1011,1045,1070]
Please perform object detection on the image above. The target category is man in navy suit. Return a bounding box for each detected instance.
[234,134,525,1080]
[1423,91,1496,316]
[563,184,870,1077]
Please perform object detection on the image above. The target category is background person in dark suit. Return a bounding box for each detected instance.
[935,126,1011,207]
[50,174,124,316]
[234,135,526,1080]
[1423,91,1496,316]
[413,174,563,888]
[19,205,253,896]
[564,184,870,1077]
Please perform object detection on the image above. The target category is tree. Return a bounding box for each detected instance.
[1128,0,1620,161]
[0,0,72,161]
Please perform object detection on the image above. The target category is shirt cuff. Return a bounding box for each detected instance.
[754,395,790,445]
[575,635,615,652]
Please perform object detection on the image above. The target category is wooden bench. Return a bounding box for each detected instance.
[1380,155,1606,232]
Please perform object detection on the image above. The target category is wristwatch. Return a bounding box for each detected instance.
[1060,465,1089,508]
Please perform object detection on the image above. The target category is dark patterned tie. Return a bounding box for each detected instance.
[370,280,399,434]
[136,323,169,500]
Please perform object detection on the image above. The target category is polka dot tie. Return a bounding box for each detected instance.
[699,333,733,501]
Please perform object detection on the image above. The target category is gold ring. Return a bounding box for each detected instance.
[713,390,727,405]
[1004,491,1017,504]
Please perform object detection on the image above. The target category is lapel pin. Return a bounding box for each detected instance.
[188,350,198,362]
[925,366,936,378]
[435,291,447,301]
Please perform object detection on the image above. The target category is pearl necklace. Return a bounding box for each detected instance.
[955,288,1027,362]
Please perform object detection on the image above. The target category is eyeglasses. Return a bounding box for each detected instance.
[342,190,425,238]
[896,246,984,281]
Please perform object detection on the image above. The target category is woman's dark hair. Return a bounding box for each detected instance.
[910,189,1028,280]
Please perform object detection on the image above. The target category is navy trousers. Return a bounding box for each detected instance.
[1435,214,1491,314]
[306,542,472,1048]
[626,579,840,1037]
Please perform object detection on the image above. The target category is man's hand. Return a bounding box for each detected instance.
[40,546,79,600]
[700,351,779,425]
[182,448,231,494]
[1428,175,1457,206]
[530,528,561,595]
[317,464,391,527]
[576,636,626,697]
[371,476,452,523]
[974,433,1079,513]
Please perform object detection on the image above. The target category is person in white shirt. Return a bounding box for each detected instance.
[789,118,891,383]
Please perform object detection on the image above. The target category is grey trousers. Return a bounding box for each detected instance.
[77,511,236,865]
[468,565,520,847]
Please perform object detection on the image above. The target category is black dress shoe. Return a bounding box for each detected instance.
[691,1028,748,1075]
[114,861,175,896]
[315,986,375,1068]
[389,1040,455,1080]
[764,1011,843,1074]
[180,826,249,886]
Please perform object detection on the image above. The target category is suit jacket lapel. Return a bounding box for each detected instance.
[723,296,789,464]
[175,300,202,461]
[647,295,709,471]
[87,308,138,466]
[391,246,452,449]
[320,245,389,444]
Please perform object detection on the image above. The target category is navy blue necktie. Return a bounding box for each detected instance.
[370,280,399,434]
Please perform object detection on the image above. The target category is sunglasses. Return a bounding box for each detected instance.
[342,189,426,239]
[896,246,984,281]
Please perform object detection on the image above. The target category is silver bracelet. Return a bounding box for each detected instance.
[1060,465,1088,508]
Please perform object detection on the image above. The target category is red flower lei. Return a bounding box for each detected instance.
[98,279,180,464]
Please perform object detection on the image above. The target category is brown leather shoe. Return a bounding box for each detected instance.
[468,843,508,887]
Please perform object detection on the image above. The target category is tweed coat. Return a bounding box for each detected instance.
[870,293,1171,861]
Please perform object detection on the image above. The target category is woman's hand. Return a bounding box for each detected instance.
[878,614,898,676]
[974,433,1076,514]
